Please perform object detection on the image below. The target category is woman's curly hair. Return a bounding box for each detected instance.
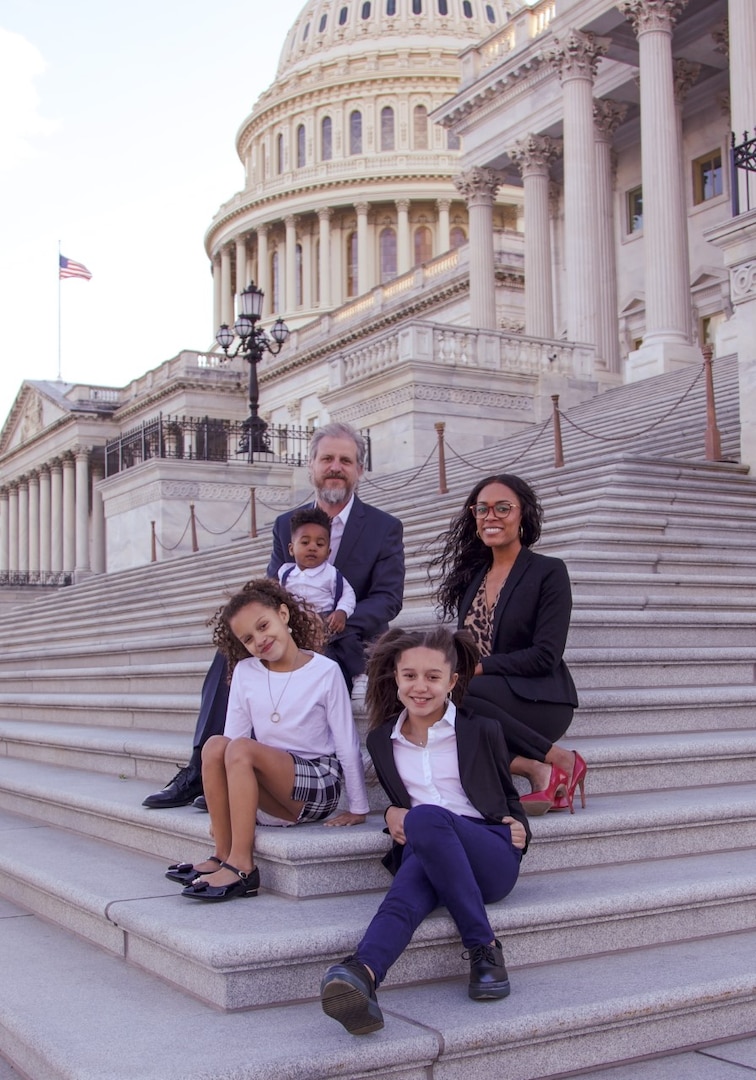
[429,473,543,620]
[210,577,324,677]
[365,626,479,731]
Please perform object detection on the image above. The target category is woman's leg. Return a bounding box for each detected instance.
[355,805,520,985]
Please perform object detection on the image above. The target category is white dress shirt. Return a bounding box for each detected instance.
[326,493,354,563]
[277,560,356,616]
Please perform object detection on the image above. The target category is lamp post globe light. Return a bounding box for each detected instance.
[215,282,290,459]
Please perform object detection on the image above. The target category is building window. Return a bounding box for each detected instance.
[272,250,281,312]
[347,231,358,296]
[412,0,422,11]
[296,124,306,168]
[380,106,395,151]
[450,226,466,248]
[302,21,310,39]
[319,12,328,30]
[447,129,461,151]
[379,227,397,282]
[296,243,303,307]
[438,0,448,11]
[693,150,723,205]
[350,110,362,155]
[362,0,371,15]
[700,311,726,346]
[387,0,396,12]
[413,105,429,150]
[339,5,349,24]
[627,186,643,233]
[485,3,495,20]
[462,0,472,16]
[277,133,284,174]
[414,225,432,266]
[321,117,332,161]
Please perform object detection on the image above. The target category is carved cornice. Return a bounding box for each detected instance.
[509,134,563,176]
[673,59,701,105]
[593,99,628,140]
[546,30,607,82]
[618,0,689,37]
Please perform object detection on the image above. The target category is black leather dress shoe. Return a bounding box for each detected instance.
[320,957,384,1034]
[466,939,510,1001]
[193,795,208,811]
[142,765,202,809]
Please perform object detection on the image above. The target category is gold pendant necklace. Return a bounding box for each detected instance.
[267,666,296,723]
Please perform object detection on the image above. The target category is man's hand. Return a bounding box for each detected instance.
[502,816,527,849]
[324,811,365,827]
[385,805,408,844]
[327,610,347,634]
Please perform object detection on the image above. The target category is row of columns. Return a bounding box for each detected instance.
[0,448,105,580]
[212,197,462,325]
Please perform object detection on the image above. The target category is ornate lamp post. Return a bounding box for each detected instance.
[216,282,290,459]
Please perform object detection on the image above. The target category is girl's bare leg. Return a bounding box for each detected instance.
[182,735,232,875]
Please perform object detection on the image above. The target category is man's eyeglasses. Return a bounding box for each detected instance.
[470,502,519,519]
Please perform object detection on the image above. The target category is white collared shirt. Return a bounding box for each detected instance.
[390,701,483,820]
[326,493,354,563]
[277,560,356,616]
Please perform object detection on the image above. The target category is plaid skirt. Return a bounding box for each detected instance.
[289,752,343,823]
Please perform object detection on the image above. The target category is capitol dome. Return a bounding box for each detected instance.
[205,0,519,330]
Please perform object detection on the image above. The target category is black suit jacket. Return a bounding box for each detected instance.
[267,494,404,643]
[367,705,531,872]
[458,547,578,707]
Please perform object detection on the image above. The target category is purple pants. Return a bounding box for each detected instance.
[355,803,521,986]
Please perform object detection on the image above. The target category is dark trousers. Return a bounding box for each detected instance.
[355,804,521,987]
[465,674,574,763]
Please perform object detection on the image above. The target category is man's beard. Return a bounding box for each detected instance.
[317,482,349,506]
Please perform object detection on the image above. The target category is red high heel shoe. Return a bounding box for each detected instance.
[519,765,569,816]
[553,752,588,813]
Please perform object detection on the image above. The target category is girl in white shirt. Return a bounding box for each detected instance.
[168,578,369,902]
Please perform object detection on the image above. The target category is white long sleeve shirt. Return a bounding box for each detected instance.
[224,651,369,815]
[277,561,357,617]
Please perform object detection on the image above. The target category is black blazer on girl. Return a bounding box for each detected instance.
[366,705,531,872]
[458,547,578,707]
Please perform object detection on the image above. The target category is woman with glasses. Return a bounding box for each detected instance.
[431,474,584,815]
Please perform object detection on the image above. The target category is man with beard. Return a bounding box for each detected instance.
[143,422,405,809]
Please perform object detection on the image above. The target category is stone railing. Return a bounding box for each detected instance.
[460,0,555,84]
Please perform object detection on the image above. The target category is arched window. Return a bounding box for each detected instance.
[450,226,467,249]
[462,0,472,15]
[447,129,461,151]
[277,133,284,174]
[339,5,349,24]
[319,12,328,30]
[295,243,303,307]
[302,20,310,39]
[414,225,432,266]
[413,105,428,150]
[346,231,358,296]
[438,0,448,12]
[380,106,395,151]
[321,117,332,161]
[350,110,362,155]
[412,0,421,11]
[361,0,371,16]
[485,3,495,20]
[379,227,397,282]
[272,250,281,312]
[296,124,306,168]
[386,0,396,13]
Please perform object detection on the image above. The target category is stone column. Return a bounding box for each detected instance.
[212,254,222,334]
[0,488,8,576]
[91,461,106,574]
[729,0,756,147]
[17,478,29,576]
[674,59,700,330]
[454,167,501,330]
[235,235,248,294]
[437,199,451,252]
[28,471,40,580]
[619,0,699,375]
[257,226,270,314]
[301,226,313,310]
[220,245,234,326]
[547,30,607,355]
[510,134,562,339]
[593,100,627,373]
[39,465,51,574]
[396,199,411,275]
[50,460,63,572]
[62,455,76,573]
[74,446,90,573]
[285,215,297,311]
[356,202,370,294]
[8,483,19,574]
[318,208,333,309]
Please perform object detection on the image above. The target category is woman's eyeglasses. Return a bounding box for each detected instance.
[470,502,519,519]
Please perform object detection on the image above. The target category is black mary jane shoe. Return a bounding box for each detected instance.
[181,861,260,902]
[165,856,222,885]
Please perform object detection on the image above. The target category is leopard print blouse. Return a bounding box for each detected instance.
[463,580,494,659]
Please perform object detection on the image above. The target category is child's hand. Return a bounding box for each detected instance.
[327,610,347,633]
[385,806,408,844]
[324,811,365,826]
[502,816,527,849]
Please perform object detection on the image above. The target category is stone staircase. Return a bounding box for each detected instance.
[1,356,755,1079]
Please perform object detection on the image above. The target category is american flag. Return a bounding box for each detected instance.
[59,254,92,281]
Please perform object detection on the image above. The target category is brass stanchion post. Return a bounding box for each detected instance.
[702,344,723,461]
[150,521,157,563]
[250,487,258,538]
[189,502,199,553]
[435,422,448,494]
[552,395,564,468]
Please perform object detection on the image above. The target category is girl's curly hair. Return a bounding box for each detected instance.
[429,473,543,620]
[365,626,479,731]
[210,577,324,677]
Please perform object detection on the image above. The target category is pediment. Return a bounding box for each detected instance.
[0,382,72,457]
[618,293,645,317]
[689,265,728,291]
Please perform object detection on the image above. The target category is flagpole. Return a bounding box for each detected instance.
[57,240,62,380]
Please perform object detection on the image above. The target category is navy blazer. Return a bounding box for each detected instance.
[267,494,405,643]
[367,705,531,872]
[458,547,578,707]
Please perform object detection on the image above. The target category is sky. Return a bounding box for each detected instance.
[0,0,306,425]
